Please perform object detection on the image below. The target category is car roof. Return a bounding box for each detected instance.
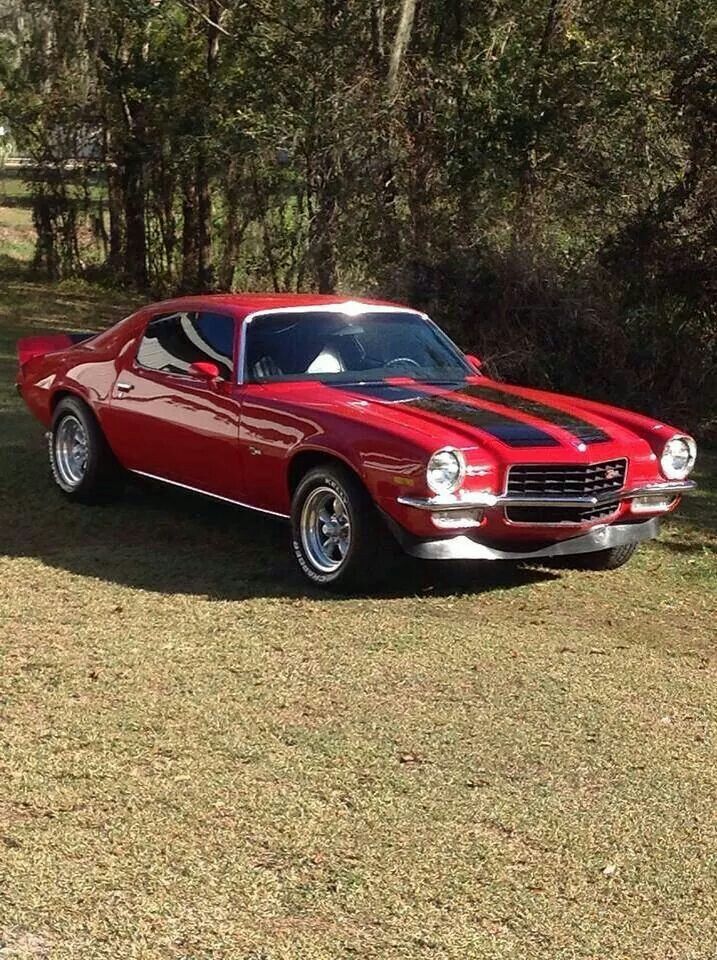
[141,292,418,322]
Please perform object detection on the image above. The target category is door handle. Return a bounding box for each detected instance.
[116,382,134,392]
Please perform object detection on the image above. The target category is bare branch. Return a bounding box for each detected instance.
[174,0,232,36]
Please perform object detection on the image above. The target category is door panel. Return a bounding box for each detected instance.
[105,310,243,499]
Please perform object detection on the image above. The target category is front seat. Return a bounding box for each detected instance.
[306,345,344,374]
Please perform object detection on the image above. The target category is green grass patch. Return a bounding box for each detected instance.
[1,270,716,959]
[0,168,109,269]
[0,170,34,203]
[0,199,35,263]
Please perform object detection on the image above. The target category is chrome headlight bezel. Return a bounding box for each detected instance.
[426,448,466,495]
[660,435,697,480]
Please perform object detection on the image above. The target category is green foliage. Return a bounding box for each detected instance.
[0,0,715,429]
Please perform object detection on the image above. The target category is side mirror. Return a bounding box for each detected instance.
[189,361,220,380]
[465,353,482,372]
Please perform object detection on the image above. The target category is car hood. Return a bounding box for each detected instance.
[316,379,647,455]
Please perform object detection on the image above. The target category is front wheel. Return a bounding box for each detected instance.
[561,542,638,571]
[291,464,400,591]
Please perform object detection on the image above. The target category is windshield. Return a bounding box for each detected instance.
[244,310,471,384]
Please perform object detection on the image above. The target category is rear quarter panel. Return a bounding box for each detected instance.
[17,313,143,442]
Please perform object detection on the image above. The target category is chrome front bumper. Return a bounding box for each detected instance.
[397,479,696,512]
[391,479,693,560]
[397,517,661,561]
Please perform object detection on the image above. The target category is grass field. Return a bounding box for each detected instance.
[1,261,716,958]
[0,175,35,264]
[0,169,107,267]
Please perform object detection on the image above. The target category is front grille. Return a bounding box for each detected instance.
[506,459,627,498]
[506,500,620,525]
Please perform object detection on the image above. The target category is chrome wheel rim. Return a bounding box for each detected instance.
[300,486,352,574]
[54,414,89,488]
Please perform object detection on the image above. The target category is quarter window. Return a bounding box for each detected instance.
[136,311,235,379]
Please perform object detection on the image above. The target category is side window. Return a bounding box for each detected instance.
[136,311,235,380]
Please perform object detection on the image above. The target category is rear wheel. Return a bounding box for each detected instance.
[291,464,400,591]
[561,542,638,571]
[50,396,122,503]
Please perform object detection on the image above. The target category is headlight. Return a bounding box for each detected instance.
[426,448,465,495]
[660,435,696,480]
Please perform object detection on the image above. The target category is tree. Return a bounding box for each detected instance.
[1,0,714,428]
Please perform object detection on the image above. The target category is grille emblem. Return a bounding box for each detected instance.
[604,465,621,481]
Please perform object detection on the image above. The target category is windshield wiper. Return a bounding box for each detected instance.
[324,376,468,387]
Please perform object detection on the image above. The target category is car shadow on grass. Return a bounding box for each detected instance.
[2,419,561,601]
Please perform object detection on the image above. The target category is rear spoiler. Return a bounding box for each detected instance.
[17,331,97,368]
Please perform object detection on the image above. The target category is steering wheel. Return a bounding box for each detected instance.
[386,357,421,370]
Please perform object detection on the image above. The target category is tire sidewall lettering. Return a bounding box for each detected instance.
[292,472,353,584]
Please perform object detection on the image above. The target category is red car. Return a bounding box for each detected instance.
[17,294,697,589]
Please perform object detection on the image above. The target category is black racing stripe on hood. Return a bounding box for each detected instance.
[338,383,560,447]
[460,384,611,444]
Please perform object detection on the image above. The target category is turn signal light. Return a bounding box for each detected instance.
[631,495,676,515]
[431,509,484,530]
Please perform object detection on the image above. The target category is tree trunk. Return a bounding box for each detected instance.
[93,199,109,262]
[155,145,177,280]
[514,0,573,240]
[387,0,418,100]
[370,0,385,66]
[377,0,420,277]
[308,0,345,294]
[313,164,338,294]
[122,148,148,287]
[217,158,246,290]
[196,150,212,290]
[108,39,150,286]
[105,126,125,273]
[195,0,222,290]
[32,189,58,279]
[181,172,200,291]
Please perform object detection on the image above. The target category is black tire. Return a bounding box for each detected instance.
[291,463,401,591]
[49,396,123,503]
[561,542,638,571]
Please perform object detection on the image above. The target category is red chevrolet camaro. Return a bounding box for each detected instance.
[17,293,697,589]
